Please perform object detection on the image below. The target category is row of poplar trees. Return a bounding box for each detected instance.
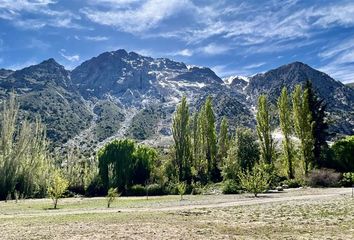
[172,80,329,184]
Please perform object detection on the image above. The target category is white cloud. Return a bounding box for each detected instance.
[243,62,266,69]
[172,49,193,57]
[6,59,39,70]
[85,36,109,41]
[0,0,83,29]
[59,50,80,62]
[200,43,230,55]
[81,0,191,33]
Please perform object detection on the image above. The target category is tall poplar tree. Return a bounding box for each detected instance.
[204,96,219,181]
[172,96,192,183]
[304,80,329,168]
[277,87,294,179]
[256,95,274,165]
[292,85,314,174]
[217,117,229,168]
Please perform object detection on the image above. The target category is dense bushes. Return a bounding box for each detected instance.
[307,169,341,187]
[329,136,354,172]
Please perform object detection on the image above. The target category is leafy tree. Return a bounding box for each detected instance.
[0,93,50,200]
[304,80,330,168]
[106,187,119,208]
[98,139,156,193]
[177,182,186,200]
[292,85,314,174]
[239,163,270,197]
[222,128,259,181]
[330,136,354,172]
[172,96,192,183]
[47,170,69,209]
[204,96,219,181]
[277,87,295,179]
[256,95,275,165]
[217,117,229,168]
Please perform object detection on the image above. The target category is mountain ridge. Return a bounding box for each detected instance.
[1,50,353,155]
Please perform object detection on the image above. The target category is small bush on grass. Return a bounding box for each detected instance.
[106,188,120,208]
[340,172,354,187]
[222,180,240,194]
[239,163,270,197]
[177,182,186,200]
[147,184,164,196]
[127,184,146,196]
[307,168,341,187]
[47,170,69,209]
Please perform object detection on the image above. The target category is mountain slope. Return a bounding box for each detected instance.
[1,52,353,153]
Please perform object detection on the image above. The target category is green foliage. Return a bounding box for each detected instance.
[304,81,330,168]
[98,139,156,193]
[277,87,295,179]
[341,172,354,187]
[222,180,240,194]
[222,128,259,181]
[0,93,51,200]
[172,96,192,183]
[256,95,275,165]
[127,184,146,196]
[330,136,354,172]
[239,163,270,197]
[217,117,229,169]
[177,182,187,200]
[106,187,119,208]
[292,85,315,174]
[47,170,69,209]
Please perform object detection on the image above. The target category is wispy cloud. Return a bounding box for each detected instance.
[59,49,80,62]
[0,0,83,29]
[84,36,109,41]
[6,59,39,70]
[200,43,230,55]
[243,62,266,69]
[81,0,190,33]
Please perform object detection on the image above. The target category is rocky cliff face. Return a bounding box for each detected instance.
[1,51,353,154]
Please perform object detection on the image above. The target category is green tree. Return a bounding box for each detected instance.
[239,162,270,197]
[256,95,275,165]
[204,96,219,181]
[98,139,156,193]
[0,93,50,200]
[330,136,354,172]
[304,80,330,168]
[106,187,119,208]
[292,85,314,174]
[172,96,192,183]
[222,128,259,181]
[217,117,229,168]
[47,170,69,209]
[177,181,186,200]
[277,87,295,179]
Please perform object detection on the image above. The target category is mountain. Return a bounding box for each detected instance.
[1,51,353,155]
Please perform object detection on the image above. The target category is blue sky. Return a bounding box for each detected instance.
[0,0,354,83]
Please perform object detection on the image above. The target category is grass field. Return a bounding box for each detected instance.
[1,188,353,239]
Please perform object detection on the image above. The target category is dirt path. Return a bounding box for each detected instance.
[1,188,351,219]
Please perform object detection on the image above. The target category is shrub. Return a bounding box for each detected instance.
[340,172,354,187]
[222,180,240,194]
[281,179,303,188]
[86,175,105,197]
[127,184,146,196]
[147,184,165,196]
[307,168,341,187]
[330,136,354,172]
[106,188,119,208]
[239,163,270,197]
[47,170,69,209]
[177,182,186,200]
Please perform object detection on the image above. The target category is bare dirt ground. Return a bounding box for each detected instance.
[0,188,353,239]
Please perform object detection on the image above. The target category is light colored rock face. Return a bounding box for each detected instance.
[1,51,354,155]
